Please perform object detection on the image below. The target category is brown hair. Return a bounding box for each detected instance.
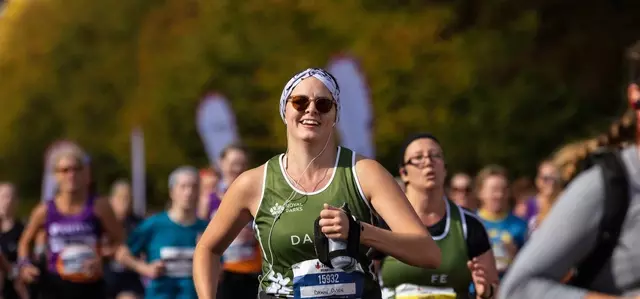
[556,109,636,185]
[199,167,220,178]
[110,179,130,196]
[474,164,509,197]
[541,42,640,222]
[220,143,249,160]
[552,37,640,183]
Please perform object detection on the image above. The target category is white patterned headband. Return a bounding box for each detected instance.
[279,68,341,124]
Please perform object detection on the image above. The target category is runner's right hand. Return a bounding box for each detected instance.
[141,260,165,279]
[18,264,40,283]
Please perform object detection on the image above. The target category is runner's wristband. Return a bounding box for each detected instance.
[16,258,32,270]
[479,283,495,299]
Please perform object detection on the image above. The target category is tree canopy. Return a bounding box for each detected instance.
[1,0,639,203]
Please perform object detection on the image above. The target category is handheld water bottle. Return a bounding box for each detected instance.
[328,239,356,270]
[328,203,358,271]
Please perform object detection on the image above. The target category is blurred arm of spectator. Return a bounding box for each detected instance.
[32,230,46,261]
[100,235,115,258]
[92,198,124,275]
[0,252,10,275]
[115,217,164,279]
[12,279,28,299]
[197,195,211,220]
[17,204,46,284]
[498,167,632,299]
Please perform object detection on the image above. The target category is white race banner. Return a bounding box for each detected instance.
[327,55,375,158]
[41,140,82,201]
[131,127,146,217]
[196,93,240,168]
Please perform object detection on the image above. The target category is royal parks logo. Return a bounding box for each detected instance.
[269,202,304,216]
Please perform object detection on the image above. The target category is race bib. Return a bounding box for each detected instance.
[392,284,456,299]
[292,259,364,299]
[55,244,99,281]
[160,247,194,278]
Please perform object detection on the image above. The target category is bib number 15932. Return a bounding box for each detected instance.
[317,273,340,285]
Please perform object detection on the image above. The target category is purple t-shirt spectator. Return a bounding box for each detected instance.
[524,196,538,222]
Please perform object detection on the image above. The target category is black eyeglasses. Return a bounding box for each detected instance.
[288,95,335,114]
[537,175,560,184]
[403,153,444,168]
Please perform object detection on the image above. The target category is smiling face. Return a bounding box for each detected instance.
[284,77,337,143]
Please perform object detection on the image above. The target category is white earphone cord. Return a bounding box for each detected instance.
[258,129,334,291]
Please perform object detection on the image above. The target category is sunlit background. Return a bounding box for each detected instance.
[0,0,639,211]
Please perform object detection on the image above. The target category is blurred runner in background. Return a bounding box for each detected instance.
[104,180,144,299]
[17,145,124,299]
[475,165,527,279]
[117,166,207,299]
[0,183,28,299]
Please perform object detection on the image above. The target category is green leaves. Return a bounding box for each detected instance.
[0,0,632,203]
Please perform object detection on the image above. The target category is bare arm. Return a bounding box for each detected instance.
[115,246,152,274]
[114,216,158,277]
[17,204,46,261]
[475,250,499,299]
[356,157,441,269]
[193,166,262,299]
[95,197,124,246]
[498,167,632,299]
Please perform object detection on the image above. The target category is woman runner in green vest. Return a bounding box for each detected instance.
[374,134,499,299]
[193,68,442,299]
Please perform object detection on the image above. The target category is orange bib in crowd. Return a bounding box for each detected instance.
[222,224,262,274]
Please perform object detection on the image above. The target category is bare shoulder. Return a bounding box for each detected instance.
[354,155,398,199]
[354,155,394,180]
[28,202,48,225]
[226,164,267,215]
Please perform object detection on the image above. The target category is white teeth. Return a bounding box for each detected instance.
[301,120,320,125]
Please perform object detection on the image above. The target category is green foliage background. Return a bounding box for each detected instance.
[1,0,639,207]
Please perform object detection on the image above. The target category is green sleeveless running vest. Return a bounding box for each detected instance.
[254,147,380,298]
[380,199,472,298]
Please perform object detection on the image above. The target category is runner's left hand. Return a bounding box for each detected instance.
[467,257,490,298]
[319,203,349,240]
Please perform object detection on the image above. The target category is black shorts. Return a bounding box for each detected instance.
[39,274,107,299]
[104,270,145,298]
[218,271,259,299]
[3,278,22,299]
